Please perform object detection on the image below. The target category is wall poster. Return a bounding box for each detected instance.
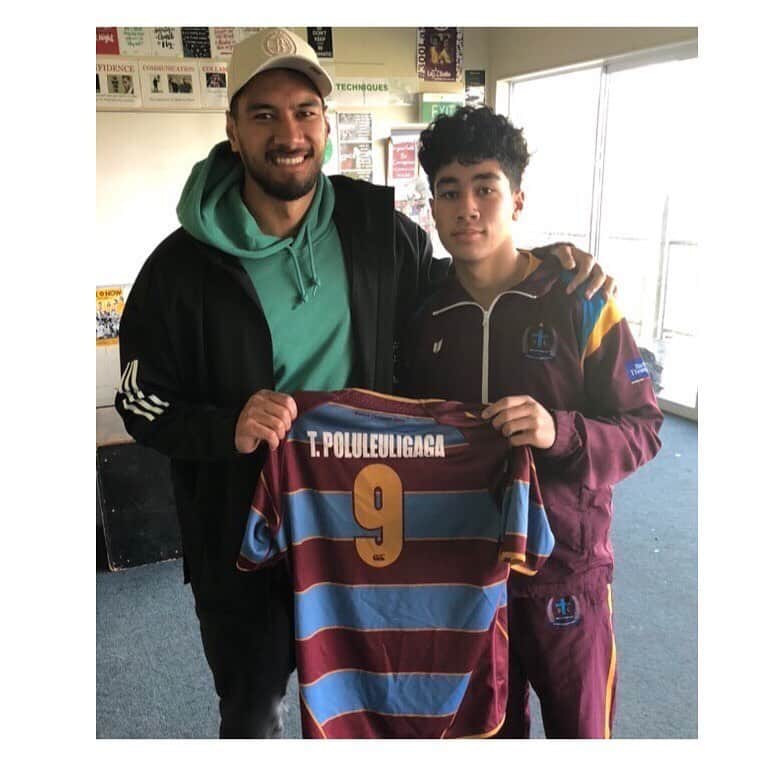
[465,69,486,107]
[96,59,141,108]
[151,27,183,57]
[200,62,229,109]
[96,27,120,55]
[416,27,463,83]
[181,27,212,58]
[138,61,202,109]
[387,130,435,239]
[96,286,127,346]
[211,27,236,58]
[338,113,373,182]
[307,27,334,58]
[118,27,154,57]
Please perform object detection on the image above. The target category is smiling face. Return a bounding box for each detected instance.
[430,159,524,265]
[226,68,329,202]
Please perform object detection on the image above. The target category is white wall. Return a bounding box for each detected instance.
[96,111,226,285]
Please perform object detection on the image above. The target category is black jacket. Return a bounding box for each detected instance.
[116,176,447,608]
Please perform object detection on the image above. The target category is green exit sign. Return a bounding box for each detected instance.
[420,100,462,123]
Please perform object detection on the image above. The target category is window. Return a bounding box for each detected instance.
[501,67,602,254]
[497,45,699,415]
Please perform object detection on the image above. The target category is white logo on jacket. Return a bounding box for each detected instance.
[118,359,170,422]
[432,339,443,354]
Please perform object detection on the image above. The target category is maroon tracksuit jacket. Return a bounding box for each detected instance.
[398,254,663,598]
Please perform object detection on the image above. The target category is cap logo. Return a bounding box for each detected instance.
[263,30,297,57]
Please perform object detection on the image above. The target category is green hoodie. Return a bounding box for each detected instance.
[177,141,354,393]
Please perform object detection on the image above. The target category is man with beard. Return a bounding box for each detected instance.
[115,27,614,739]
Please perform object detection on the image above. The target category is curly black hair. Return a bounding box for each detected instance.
[418,106,530,193]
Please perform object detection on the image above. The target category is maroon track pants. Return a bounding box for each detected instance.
[496,583,618,739]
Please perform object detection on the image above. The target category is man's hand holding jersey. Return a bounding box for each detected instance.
[481,396,556,450]
[235,390,298,453]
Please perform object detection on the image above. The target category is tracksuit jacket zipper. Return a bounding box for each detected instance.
[432,289,537,402]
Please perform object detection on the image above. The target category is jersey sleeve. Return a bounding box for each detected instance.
[236,444,288,571]
[543,293,663,488]
[499,446,555,575]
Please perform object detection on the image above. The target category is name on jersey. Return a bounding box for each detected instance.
[306,430,446,459]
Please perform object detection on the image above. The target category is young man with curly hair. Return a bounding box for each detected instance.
[398,106,663,739]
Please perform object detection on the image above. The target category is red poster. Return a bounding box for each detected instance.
[392,143,417,180]
[96,27,120,55]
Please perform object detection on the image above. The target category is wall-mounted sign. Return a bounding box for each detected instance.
[419,93,464,123]
[329,78,417,107]
[307,27,334,59]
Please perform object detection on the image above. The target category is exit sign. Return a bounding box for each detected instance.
[420,93,464,123]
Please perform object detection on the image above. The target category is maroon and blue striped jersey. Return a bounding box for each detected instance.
[237,389,554,738]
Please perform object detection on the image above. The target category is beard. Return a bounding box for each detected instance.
[240,149,324,202]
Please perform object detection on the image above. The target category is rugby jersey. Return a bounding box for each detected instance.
[237,388,554,738]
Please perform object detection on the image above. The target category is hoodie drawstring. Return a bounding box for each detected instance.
[286,237,321,305]
[285,244,308,304]
[306,236,321,296]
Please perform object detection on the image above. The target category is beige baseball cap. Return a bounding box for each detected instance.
[227,27,334,107]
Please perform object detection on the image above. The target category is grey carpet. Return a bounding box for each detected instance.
[96,413,697,739]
